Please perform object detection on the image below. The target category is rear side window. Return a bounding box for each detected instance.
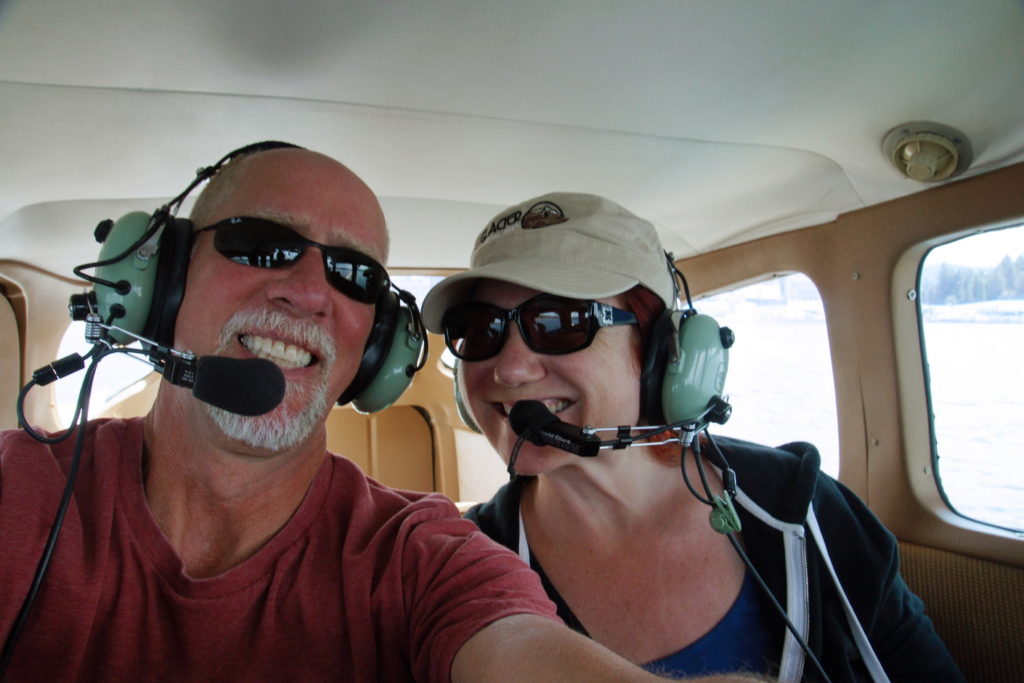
[918,225,1024,532]
[698,273,839,476]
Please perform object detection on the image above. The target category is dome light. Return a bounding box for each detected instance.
[882,122,972,182]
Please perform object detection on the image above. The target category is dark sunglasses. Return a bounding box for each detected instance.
[443,293,638,361]
[193,216,390,303]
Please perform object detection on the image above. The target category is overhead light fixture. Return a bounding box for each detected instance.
[882,122,973,182]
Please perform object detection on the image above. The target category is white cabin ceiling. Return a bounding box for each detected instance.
[1,0,1022,273]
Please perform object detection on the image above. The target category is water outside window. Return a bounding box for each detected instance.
[919,225,1024,532]
[697,273,840,477]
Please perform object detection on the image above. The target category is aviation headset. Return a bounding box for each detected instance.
[638,254,734,427]
[73,140,426,413]
[453,253,733,432]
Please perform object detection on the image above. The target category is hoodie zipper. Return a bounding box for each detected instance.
[795,530,809,682]
[734,489,810,682]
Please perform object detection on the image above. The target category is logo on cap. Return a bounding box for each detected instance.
[522,201,566,230]
[478,200,569,245]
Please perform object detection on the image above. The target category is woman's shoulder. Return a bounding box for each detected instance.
[716,435,824,523]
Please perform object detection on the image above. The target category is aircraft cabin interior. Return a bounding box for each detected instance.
[1,1,1021,680]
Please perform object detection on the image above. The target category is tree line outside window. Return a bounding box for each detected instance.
[921,255,1024,305]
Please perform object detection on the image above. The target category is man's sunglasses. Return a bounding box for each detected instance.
[193,216,390,303]
[443,293,638,361]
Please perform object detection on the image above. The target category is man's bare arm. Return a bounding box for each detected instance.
[452,614,772,682]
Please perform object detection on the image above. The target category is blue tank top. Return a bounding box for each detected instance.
[642,571,774,677]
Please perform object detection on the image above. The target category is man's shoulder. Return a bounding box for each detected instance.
[461,478,527,551]
[1,418,140,530]
[1,417,142,465]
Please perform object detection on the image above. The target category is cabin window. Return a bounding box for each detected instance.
[392,274,445,307]
[697,273,839,476]
[918,226,1024,532]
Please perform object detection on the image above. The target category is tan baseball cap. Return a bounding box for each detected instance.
[421,192,676,332]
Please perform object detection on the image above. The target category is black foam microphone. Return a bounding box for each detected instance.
[189,356,286,416]
[508,400,601,457]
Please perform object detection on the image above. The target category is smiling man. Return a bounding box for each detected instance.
[0,145,765,682]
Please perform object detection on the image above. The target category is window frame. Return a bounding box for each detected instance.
[892,224,1024,546]
[913,226,1024,534]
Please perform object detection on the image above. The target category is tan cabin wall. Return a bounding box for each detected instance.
[0,290,20,431]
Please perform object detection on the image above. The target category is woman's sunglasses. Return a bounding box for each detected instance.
[193,217,390,303]
[443,293,638,361]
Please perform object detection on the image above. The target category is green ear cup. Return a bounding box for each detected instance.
[661,312,731,425]
[91,212,161,344]
[350,305,425,413]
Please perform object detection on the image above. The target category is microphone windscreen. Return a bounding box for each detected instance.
[192,356,286,416]
[509,400,558,437]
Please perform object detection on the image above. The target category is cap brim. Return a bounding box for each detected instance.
[421,258,638,332]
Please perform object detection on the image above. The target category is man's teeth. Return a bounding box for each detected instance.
[240,334,312,369]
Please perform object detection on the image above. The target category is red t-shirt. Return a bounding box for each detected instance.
[0,418,557,681]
